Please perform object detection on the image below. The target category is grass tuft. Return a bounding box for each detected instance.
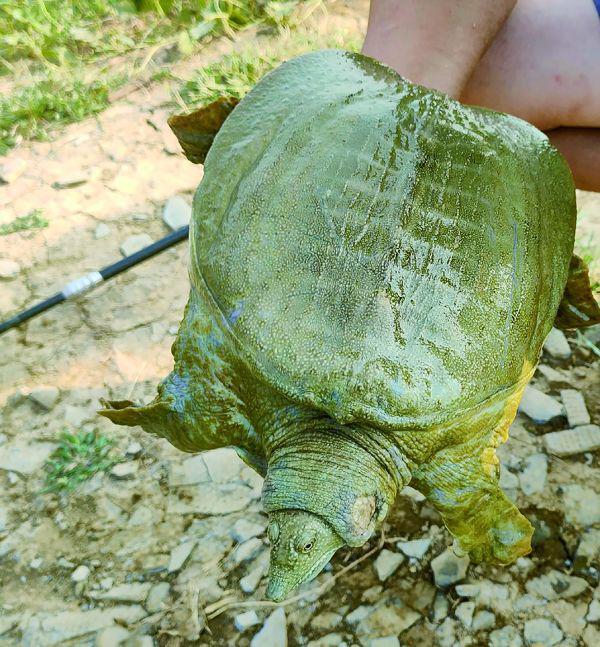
[43,430,119,494]
[0,209,48,235]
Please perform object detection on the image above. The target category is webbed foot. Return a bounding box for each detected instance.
[412,445,533,564]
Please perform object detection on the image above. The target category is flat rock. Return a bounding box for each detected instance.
[251,607,287,647]
[455,601,475,627]
[518,386,564,424]
[374,549,404,581]
[95,626,130,646]
[90,582,151,603]
[396,537,431,559]
[240,550,270,593]
[233,537,264,565]
[472,610,496,631]
[94,223,111,239]
[543,425,600,456]
[536,364,570,387]
[431,548,470,587]
[145,582,171,613]
[561,484,600,526]
[71,565,90,582]
[0,259,20,279]
[543,328,571,359]
[120,233,153,257]
[560,389,590,427]
[231,518,266,543]
[168,540,196,572]
[0,158,27,183]
[523,618,563,646]
[202,447,245,483]
[518,453,547,495]
[525,570,588,600]
[28,386,60,411]
[169,454,210,487]
[110,462,138,479]
[355,598,421,638]
[167,482,253,515]
[489,625,523,647]
[235,610,261,631]
[0,440,56,475]
[163,195,192,230]
[21,605,145,646]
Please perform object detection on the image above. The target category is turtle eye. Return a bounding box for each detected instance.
[298,538,315,553]
[267,522,280,543]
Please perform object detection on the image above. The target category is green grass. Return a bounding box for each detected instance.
[43,430,119,493]
[176,28,360,109]
[0,209,48,235]
[0,0,319,152]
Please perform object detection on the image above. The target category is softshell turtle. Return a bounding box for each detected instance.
[100,50,600,601]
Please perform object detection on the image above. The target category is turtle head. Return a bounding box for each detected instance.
[265,510,344,602]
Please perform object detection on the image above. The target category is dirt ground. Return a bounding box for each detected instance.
[0,2,599,645]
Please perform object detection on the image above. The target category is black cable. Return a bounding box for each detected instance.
[0,225,189,336]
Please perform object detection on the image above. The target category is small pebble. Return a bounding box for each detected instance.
[543,425,600,456]
[250,607,287,647]
[455,601,475,628]
[29,557,43,570]
[163,195,192,231]
[71,565,90,582]
[95,626,130,647]
[110,462,138,479]
[94,223,111,239]
[125,441,143,457]
[472,610,496,631]
[231,518,266,543]
[586,598,600,623]
[560,389,590,427]
[489,625,523,647]
[0,158,26,183]
[523,618,563,646]
[374,549,404,581]
[145,582,171,613]
[28,386,60,411]
[168,540,196,573]
[235,610,260,631]
[518,453,547,495]
[543,328,571,359]
[431,548,469,587]
[120,233,153,257]
[396,537,431,559]
[0,259,20,279]
[518,385,563,424]
[52,173,88,189]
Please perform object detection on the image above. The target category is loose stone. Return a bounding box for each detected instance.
[120,234,153,257]
[525,570,588,600]
[543,328,571,359]
[94,223,111,239]
[518,386,563,424]
[71,565,90,583]
[523,618,563,646]
[250,607,287,647]
[145,582,170,613]
[431,548,469,587]
[586,598,600,623]
[168,540,196,573]
[234,610,260,631]
[231,518,266,543]
[560,389,591,427]
[374,549,404,581]
[163,195,192,231]
[110,462,138,479]
[455,601,475,627]
[396,537,431,559]
[28,386,60,411]
[489,625,523,647]
[472,610,496,631]
[518,453,547,495]
[543,425,600,456]
[0,259,20,279]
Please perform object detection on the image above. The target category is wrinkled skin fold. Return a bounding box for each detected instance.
[100,50,598,599]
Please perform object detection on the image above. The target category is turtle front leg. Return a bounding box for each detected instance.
[412,442,533,564]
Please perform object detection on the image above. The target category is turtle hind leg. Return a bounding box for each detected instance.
[412,441,533,564]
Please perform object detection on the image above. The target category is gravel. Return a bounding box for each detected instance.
[542,425,600,456]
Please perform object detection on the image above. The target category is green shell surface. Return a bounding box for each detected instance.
[187,49,576,430]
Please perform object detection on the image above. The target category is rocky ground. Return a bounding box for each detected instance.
[1,2,599,645]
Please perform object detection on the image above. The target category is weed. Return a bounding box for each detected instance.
[176,28,360,108]
[0,209,48,235]
[43,430,119,493]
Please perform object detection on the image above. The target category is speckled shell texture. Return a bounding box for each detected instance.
[188,49,576,430]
